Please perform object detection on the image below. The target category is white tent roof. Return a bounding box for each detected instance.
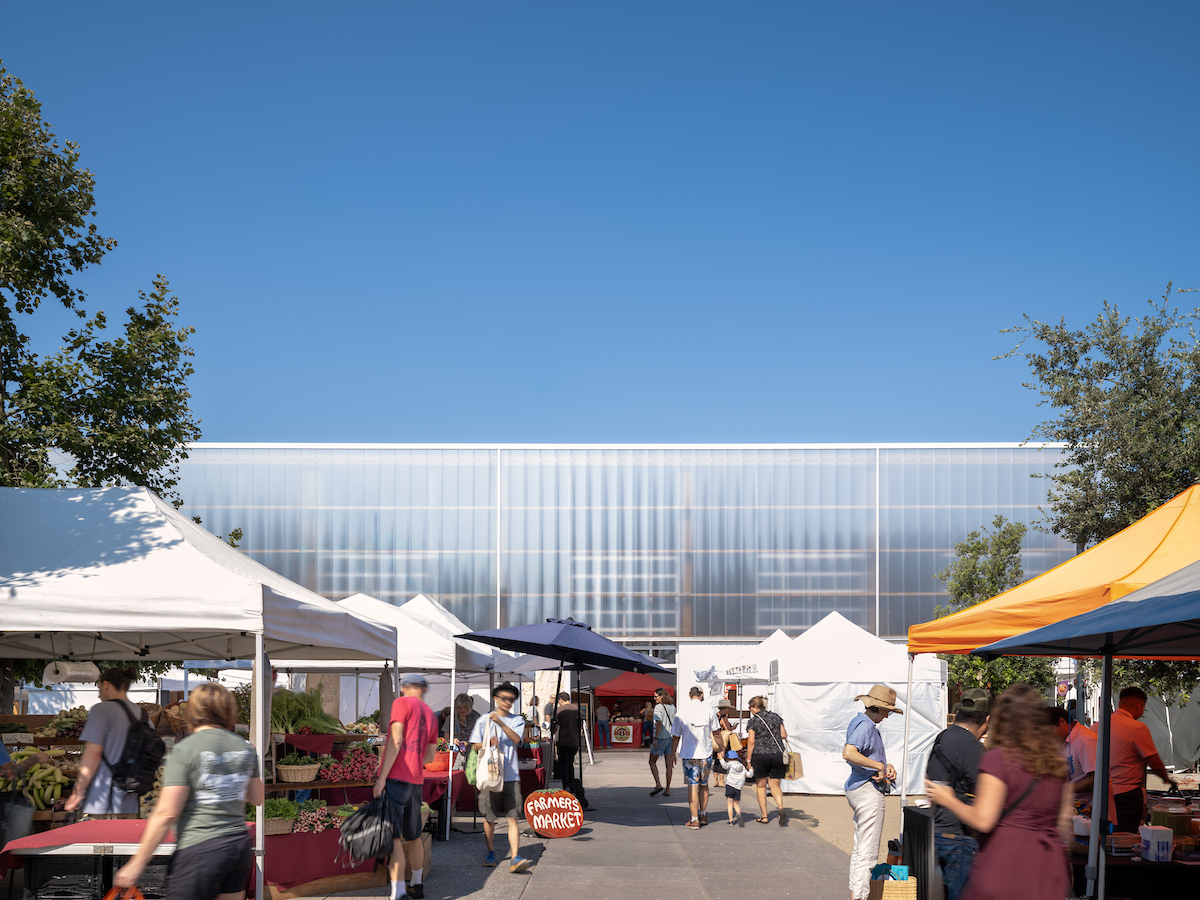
[339,593,495,672]
[776,612,945,682]
[398,594,512,670]
[0,487,395,662]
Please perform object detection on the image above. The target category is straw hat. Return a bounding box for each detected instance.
[854,685,903,714]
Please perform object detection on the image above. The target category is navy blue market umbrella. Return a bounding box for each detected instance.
[459,618,671,675]
[460,618,670,789]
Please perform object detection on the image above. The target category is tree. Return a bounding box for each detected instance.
[1004,284,1200,705]
[934,515,1057,695]
[0,61,208,710]
[1001,283,1200,549]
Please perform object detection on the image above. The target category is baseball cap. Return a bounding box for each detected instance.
[954,688,991,715]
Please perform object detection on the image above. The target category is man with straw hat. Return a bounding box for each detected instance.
[842,685,902,900]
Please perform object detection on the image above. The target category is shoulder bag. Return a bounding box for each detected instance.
[754,712,804,780]
[477,716,504,793]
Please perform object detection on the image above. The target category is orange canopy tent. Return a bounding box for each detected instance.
[907,485,1200,655]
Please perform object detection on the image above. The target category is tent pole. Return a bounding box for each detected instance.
[1086,647,1113,899]
[552,657,564,786]
[447,666,456,842]
[253,632,267,900]
[900,653,913,828]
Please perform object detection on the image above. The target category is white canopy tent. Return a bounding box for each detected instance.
[338,592,504,837]
[0,487,398,898]
[770,613,946,795]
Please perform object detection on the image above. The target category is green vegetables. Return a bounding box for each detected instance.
[269,688,345,735]
[277,752,316,767]
[247,798,298,821]
[299,798,327,813]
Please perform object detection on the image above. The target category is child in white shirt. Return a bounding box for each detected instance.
[724,750,748,826]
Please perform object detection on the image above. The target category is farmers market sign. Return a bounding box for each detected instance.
[524,789,584,838]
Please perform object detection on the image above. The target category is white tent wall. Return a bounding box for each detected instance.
[674,643,759,700]
[774,678,946,795]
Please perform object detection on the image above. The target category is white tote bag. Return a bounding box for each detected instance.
[477,716,504,793]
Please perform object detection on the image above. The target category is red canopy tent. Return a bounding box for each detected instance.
[594,671,673,697]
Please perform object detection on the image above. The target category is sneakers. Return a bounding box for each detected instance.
[484,851,498,867]
[510,855,532,874]
[409,885,425,899]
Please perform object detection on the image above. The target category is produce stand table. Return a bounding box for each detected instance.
[454,767,546,812]
[1070,851,1200,899]
[596,721,641,747]
[0,818,384,898]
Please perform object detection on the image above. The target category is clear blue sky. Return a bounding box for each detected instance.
[5,3,1198,443]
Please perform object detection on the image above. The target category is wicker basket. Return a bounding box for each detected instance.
[263,816,295,835]
[867,878,917,900]
[276,763,321,783]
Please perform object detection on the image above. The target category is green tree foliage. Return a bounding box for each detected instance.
[934,515,1057,695]
[1001,283,1200,549]
[0,61,214,710]
[1004,285,1200,705]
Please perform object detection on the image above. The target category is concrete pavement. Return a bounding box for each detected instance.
[303,750,856,900]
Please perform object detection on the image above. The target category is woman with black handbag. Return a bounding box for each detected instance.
[745,696,789,825]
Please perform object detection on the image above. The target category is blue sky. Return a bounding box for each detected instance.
[5,3,1198,443]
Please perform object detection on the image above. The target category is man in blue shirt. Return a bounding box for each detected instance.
[842,685,901,900]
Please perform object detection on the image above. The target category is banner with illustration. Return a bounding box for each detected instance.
[611,723,634,744]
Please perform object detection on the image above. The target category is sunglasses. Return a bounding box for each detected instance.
[496,694,518,703]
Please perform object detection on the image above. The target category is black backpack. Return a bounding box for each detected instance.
[104,701,166,797]
[337,796,395,866]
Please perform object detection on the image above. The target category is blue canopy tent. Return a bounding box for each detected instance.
[974,556,1200,898]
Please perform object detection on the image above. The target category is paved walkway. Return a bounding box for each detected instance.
[302,750,855,900]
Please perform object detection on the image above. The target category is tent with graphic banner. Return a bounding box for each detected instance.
[907,485,1200,656]
[771,612,946,795]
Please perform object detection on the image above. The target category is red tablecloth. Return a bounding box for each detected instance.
[454,767,546,812]
[0,819,374,891]
[421,768,466,805]
[282,733,339,754]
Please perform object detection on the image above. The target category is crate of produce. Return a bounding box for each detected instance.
[22,855,104,900]
[111,855,170,900]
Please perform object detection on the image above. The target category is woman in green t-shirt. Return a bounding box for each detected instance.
[115,682,264,900]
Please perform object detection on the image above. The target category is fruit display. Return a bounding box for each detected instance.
[0,749,72,809]
[316,746,379,782]
[139,764,166,818]
[33,708,88,740]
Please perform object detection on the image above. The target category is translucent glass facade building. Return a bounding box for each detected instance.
[176,444,1075,646]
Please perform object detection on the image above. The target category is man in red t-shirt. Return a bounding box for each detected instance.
[374,673,438,900]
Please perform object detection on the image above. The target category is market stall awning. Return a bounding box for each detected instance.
[974,555,1200,660]
[339,593,496,672]
[0,487,396,662]
[907,485,1200,655]
[594,671,673,697]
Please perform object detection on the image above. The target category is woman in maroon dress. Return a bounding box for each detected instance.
[926,684,1073,900]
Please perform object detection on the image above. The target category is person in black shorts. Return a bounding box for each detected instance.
[745,695,789,825]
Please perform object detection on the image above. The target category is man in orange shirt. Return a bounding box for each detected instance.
[1109,686,1173,834]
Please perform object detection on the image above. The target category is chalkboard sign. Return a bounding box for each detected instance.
[524,788,584,838]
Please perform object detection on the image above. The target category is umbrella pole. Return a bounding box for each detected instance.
[900,653,913,827]
[553,656,565,786]
[1086,647,1114,899]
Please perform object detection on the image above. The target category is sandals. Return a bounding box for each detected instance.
[650,787,663,796]
[685,818,701,829]
[756,816,770,824]
[779,809,788,826]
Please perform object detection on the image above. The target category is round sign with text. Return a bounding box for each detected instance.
[524,789,584,838]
